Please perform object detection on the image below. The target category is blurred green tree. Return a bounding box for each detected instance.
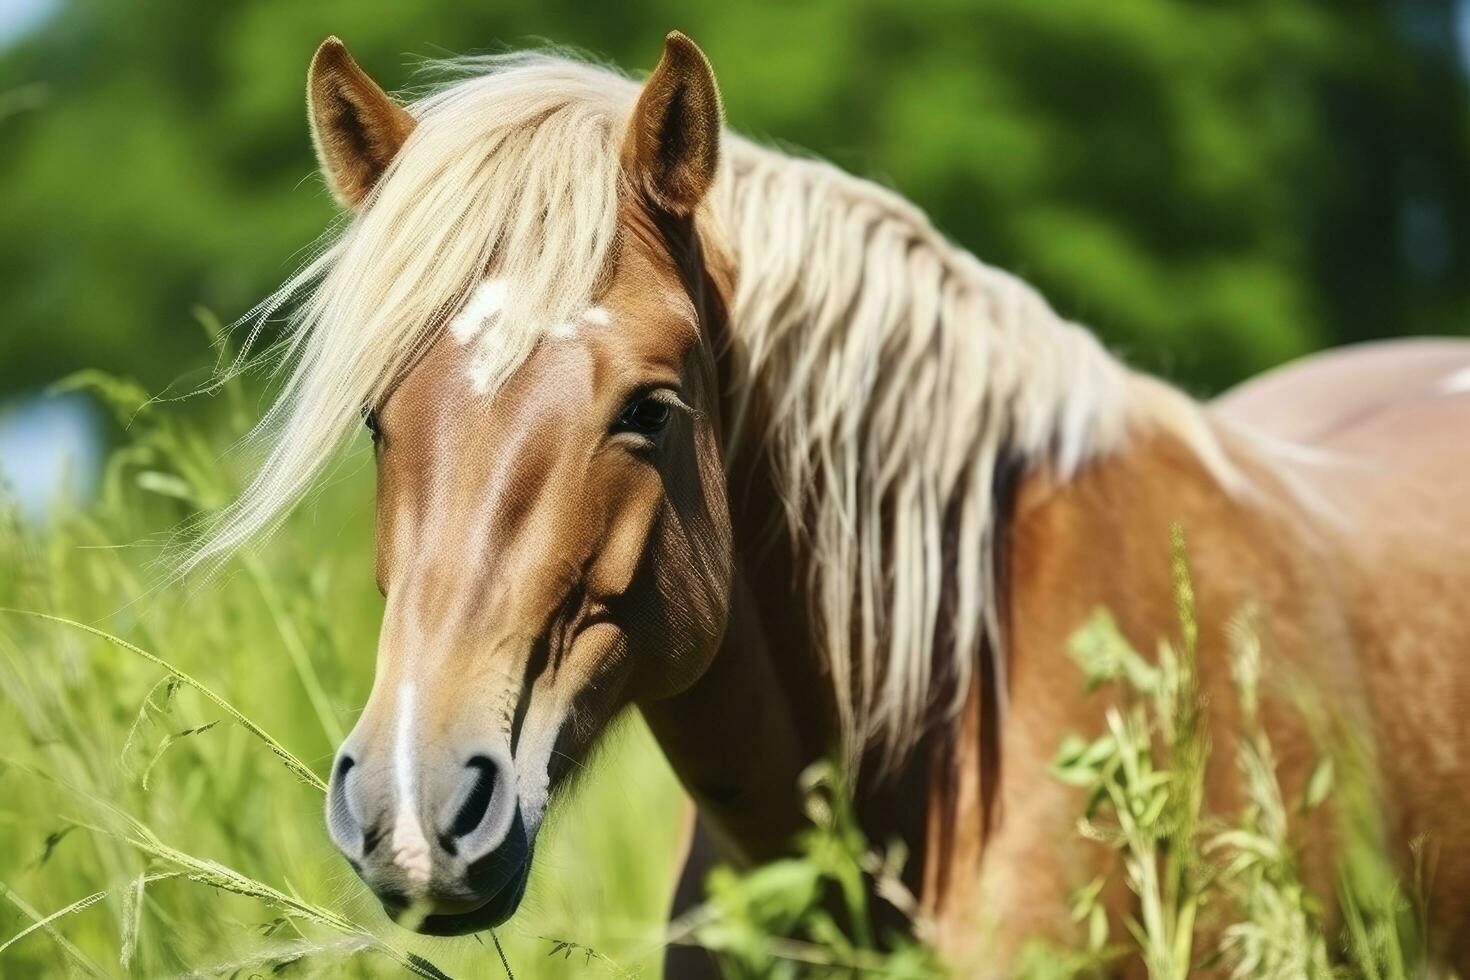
[2,0,1467,397]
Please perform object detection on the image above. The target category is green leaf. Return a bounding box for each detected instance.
[135,470,198,504]
[1303,757,1334,812]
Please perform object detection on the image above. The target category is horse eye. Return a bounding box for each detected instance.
[615,396,672,436]
[362,408,381,442]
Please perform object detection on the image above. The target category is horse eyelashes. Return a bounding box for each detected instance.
[615,396,673,436]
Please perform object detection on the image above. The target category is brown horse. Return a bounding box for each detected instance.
[196,31,1470,974]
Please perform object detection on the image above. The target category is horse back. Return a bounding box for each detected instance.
[1213,341,1470,810]
[1215,339,1470,959]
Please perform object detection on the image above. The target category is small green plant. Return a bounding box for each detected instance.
[1207,605,1333,980]
[1042,526,1442,980]
[678,761,940,979]
[1049,525,1211,980]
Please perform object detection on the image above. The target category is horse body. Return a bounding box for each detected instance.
[909,342,1470,967]
[206,31,1470,973]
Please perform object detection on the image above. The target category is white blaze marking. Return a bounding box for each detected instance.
[450,278,615,392]
[467,360,496,395]
[449,278,508,344]
[547,305,613,341]
[389,682,432,891]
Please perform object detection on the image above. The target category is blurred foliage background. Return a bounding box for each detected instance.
[3,0,1469,403]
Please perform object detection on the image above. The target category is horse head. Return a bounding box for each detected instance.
[309,33,735,934]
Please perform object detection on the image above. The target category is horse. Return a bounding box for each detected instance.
[192,30,1470,975]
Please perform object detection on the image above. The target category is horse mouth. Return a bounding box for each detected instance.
[392,857,532,937]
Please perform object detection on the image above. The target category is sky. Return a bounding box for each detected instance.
[0,0,54,46]
[1459,0,1470,68]
[0,393,101,519]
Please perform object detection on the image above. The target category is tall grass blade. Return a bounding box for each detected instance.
[0,880,108,976]
[71,815,454,979]
[140,719,220,790]
[241,553,345,746]
[0,608,328,793]
[119,871,146,971]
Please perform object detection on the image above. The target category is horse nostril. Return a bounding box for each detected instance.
[437,751,520,865]
[326,752,364,858]
[449,756,499,839]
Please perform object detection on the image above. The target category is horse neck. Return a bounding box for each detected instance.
[640,424,939,869]
[649,153,1222,871]
[706,144,1143,764]
[638,558,822,863]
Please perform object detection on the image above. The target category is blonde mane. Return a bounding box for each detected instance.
[189,51,1224,766]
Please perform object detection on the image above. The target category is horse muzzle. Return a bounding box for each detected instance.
[325,734,534,934]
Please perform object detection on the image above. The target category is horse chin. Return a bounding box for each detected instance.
[389,801,543,936]
[406,857,533,937]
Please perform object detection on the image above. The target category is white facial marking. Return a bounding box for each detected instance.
[467,360,496,395]
[546,305,613,342]
[389,682,433,891]
[1438,363,1470,396]
[452,279,614,393]
[449,278,508,344]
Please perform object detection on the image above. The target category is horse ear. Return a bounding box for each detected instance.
[622,31,723,217]
[307,37,416,210]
